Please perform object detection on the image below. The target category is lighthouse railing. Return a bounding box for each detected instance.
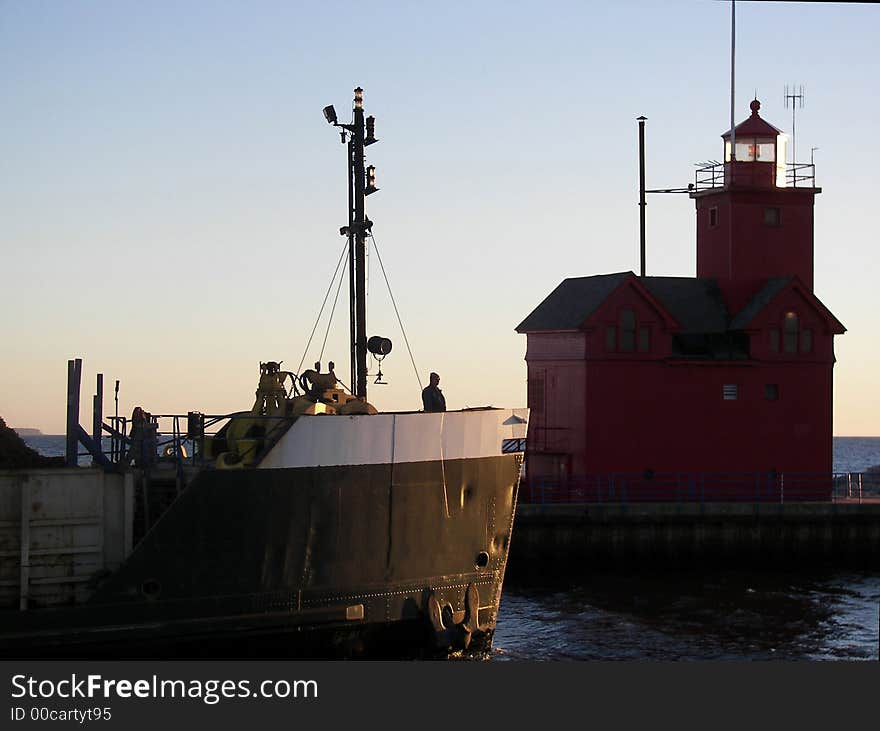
[693,161,816,191]
[785,162,816,188]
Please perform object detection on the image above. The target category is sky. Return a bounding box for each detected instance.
[1,0,877,435]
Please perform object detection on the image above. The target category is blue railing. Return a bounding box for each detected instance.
[521,472,876,505]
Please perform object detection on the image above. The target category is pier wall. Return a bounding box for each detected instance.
[510,503,880,571]
[0,468,134,609]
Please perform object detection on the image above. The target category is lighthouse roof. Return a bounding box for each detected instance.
[515,273,630,332]
[515,273,728,334]
[722,99,783,139]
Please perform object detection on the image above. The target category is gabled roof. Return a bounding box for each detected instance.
[730,276,846,334]
[729,277,792,330]
[516,272,729,334]
[515,272,630,332]
[640,277,728,334]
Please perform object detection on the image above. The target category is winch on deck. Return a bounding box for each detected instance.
[205,360,378,469]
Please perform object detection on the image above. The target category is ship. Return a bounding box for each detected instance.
[0,87,526,659]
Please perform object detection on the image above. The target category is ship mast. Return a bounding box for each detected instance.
[324,87,379,400]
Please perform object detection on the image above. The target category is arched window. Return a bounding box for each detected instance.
[783,311,799,353]
[619,309,636,352]
[771,312,812,355]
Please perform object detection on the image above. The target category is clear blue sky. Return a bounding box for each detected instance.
[1,0,877,434]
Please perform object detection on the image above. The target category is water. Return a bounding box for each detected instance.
[21,434,880,660]
[833,436,880,474]
[494,570,879,661]
[493,437,880,661]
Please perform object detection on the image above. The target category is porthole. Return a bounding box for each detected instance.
[141,579,162,599]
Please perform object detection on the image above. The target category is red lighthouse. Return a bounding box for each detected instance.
[517,100,845,500]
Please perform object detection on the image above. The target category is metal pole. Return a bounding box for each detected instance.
[92,373,103,461]
[730,0,736,161]
[637,116,647,277]
[114,380,120,463]
[348,137,357,393]
[352,87,368,400]
[65,359,82,467]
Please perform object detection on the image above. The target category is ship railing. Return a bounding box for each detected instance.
[91,411,285,471]
[521,471,878,505]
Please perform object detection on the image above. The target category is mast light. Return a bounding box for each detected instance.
[365,115,378,146]
[365,165,379,196]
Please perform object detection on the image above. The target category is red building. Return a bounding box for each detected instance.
[516,101,845,501]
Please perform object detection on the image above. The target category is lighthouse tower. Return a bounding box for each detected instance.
[692,99,819,312]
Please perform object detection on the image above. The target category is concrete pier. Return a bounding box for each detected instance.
[510,501,880,570]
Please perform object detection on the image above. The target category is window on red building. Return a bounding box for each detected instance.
[606,309,651,353]
[772,313,813,355]
[619,309,636,352]
[764,207,781,226]
[801,328,813,354]
[606,325,616,351]
[784,312,799,353]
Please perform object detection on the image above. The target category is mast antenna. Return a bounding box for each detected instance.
[784,84,805,164]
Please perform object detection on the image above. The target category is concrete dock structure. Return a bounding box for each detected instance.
[511,499,880,570]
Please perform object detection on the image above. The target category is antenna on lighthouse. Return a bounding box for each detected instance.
[784,84,805,164]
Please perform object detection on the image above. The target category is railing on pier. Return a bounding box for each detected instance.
[521,471,876,505]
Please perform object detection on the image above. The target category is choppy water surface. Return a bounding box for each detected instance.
[494,570,879,661]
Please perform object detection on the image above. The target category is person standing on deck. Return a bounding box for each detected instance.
[421,372,446,413]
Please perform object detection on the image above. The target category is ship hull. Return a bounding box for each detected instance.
[0,453,521,659]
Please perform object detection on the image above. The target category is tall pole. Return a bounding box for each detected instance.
[730,0,736,161]
[66,358,82,467]
[637,116,647,277]
[348,137,356,393]
[351,87,368,400]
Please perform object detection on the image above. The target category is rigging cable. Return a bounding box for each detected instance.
[296,240,349,376]
[368,231,423,390]
[319,252,348,363]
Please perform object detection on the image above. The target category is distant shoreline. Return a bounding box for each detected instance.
[12,427,43,436]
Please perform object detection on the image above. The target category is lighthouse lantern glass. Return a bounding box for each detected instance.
[775,134,788,187]
[755,138,776,162]
[725,139,760,162]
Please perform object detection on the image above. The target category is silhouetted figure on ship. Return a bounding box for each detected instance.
[125,406,156,468]
[421,372,446,413]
